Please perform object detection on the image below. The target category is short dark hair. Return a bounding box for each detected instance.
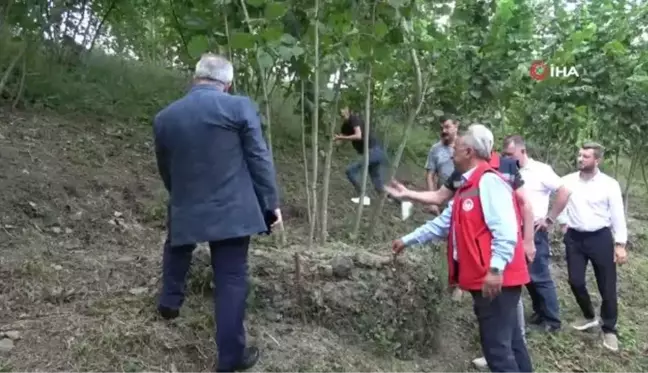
[440,116,459,126]
[503,134,526,148]
[581,142,604,159]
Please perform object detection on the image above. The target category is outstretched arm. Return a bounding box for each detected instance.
[403,186,454,205]
[401,201,453,246]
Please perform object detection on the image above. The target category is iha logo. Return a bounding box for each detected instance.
[529,60,580,81]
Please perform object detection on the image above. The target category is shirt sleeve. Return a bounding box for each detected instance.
[608,178,628,244]
[541,164,563,192]
[556,175,570,224]
[425,145,437,171]
[479,173,518,271]
[401,200,453,246]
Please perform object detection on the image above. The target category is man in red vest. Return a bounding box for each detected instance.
[392,124,533,372]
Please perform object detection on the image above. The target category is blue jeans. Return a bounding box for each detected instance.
[526,230,561,328]
[345,146,388,194]
[159,235,250,371]
[472,286,533,372]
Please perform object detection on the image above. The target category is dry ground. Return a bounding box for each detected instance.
[1,107,648,372]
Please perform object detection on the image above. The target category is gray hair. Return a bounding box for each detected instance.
[462,124,494,159]
[193,53,234,83]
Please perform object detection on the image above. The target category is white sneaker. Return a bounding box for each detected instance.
[401,201,413,220]
[351,196,371,206]
[472,356,488,370]
[602,333,619,352]
[571,317,600,331]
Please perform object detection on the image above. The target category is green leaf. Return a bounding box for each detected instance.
[265,2,287,19]
[374,19,389,40]
[469,90,482,99]
[230,32,256,49]
[262,26,283,42]
[280,33,298,45]
[187,35,209,59]
[388,0,409,9]
[257,49,274,70]
[627,75,648,83]
[277,45,304,60]
[246,0,265,6]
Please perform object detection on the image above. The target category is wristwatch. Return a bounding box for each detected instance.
[489,267,501,275]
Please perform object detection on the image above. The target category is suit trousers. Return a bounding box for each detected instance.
[564,227,618,334]
[471,286,533,372]
[159,234,251,371]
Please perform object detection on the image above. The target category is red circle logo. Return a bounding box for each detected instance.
[529,61,549,81]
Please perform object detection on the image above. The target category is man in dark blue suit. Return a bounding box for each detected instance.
[153,53,281,372]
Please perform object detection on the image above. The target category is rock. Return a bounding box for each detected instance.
[2,331,20,340]
[354,252,391,268]
[129,287,148,295]
[0,338,14,352]
[52,264,63,271]
[51,227,62,234]
[115,256,135,263]
[319,264,334,277]
[63,239,82,250]
[330,255,354,278]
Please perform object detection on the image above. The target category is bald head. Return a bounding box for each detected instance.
[193,53,234,85]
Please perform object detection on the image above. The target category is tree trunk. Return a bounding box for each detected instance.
[318,66,345,243]
[301,81,312,226]
[307,0,320,249]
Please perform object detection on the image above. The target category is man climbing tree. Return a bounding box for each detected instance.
[335,105,388,206]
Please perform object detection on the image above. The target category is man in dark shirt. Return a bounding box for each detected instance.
[335,106,388,205]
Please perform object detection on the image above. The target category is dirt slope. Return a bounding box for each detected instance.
[2,107,648,372]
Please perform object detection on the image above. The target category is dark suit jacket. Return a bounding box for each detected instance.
[153,84,279,247]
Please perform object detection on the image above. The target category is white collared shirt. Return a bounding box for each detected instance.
[557,170,627,244]
[519,158,564,220]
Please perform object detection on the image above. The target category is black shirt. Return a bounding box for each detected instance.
[444,156,524,192]
[341,114,377,154]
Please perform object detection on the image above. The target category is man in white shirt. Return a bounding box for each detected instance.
[557,142,628,352]
[503,136,571,333]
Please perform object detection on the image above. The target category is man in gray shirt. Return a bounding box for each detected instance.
[424,117,459,214]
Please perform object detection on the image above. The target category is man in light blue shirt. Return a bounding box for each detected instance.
[392,124,533,373]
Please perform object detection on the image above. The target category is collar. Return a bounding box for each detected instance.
[520,157,536,170]
[190,83,227,93]
[579,168,602,181]
[461,166,478,182]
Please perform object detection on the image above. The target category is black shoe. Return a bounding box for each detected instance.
[157,305,179,320]
[529,313,543,325]
[216,346,260,372]
[540,323,561,333]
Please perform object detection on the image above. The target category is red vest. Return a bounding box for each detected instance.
[489,151,501,168]
[447,161,530,290]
